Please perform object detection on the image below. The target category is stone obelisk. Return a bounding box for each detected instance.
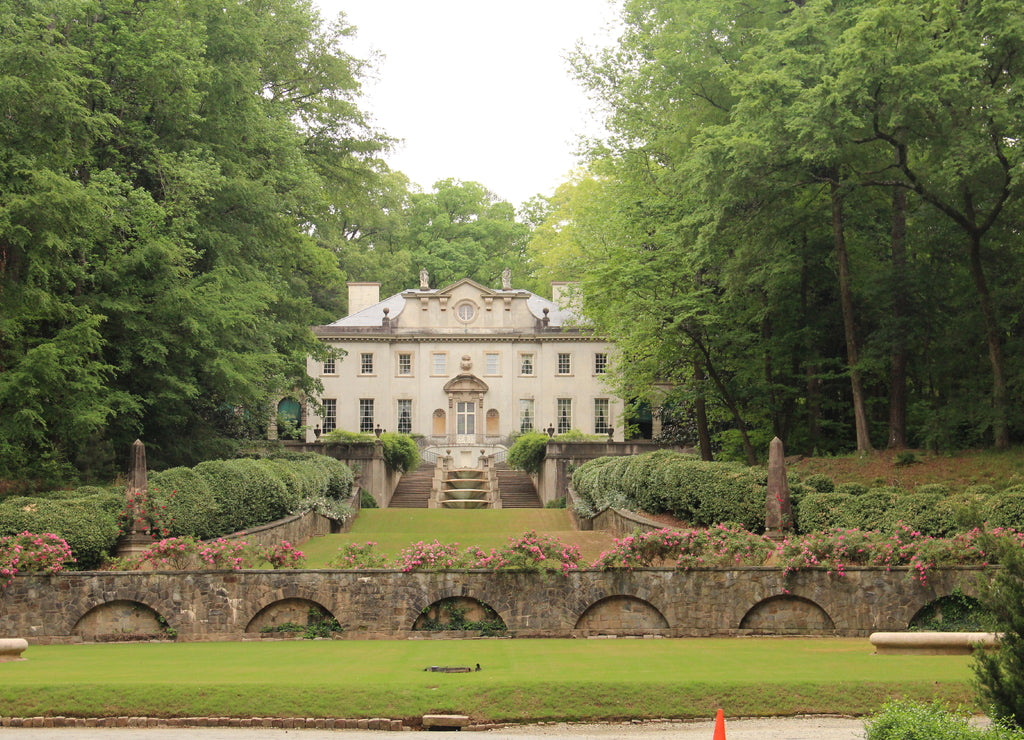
[116,439,154,557]
[765,436,794,540]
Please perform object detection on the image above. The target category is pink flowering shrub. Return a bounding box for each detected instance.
[199,538,256,570]
[591,526,775,570]
[393,540,468,572]
[0,531,75,587]
[327,542,388,569]
[260,541,306,569]
[468,530,582,574]
[119,486,173,539]
[137,536,202,569]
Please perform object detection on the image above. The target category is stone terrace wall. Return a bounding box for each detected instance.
[0,567,986,644]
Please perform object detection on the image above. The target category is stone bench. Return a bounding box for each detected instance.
[0,638,28,662]
[869,631,1000,655]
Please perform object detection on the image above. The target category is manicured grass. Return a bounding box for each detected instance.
[301,509,618,567]
[0,638,975,722]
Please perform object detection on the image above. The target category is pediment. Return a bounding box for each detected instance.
[443,374,489,393]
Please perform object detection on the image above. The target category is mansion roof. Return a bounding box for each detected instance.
[313,278,592,339]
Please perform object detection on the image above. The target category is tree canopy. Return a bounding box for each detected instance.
[547,0,1024,458]
[0,0,390,482]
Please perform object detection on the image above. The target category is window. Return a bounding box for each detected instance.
[485,352,500,375]
[432,352,447,375]
[360,353,374,374]
[594,398,611,435]
[594,352,607,375]
[557,353,572,375]
[397,399,412,434]
[322,357,335,375]
[397,353,412,376]
[519,399,535,434]
[322,399,337,433]
[455,302,476,322]
[556,398,572,434]
[359,399,374,433]
[520,353,535,375]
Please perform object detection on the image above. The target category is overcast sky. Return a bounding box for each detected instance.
[313,0,622,206]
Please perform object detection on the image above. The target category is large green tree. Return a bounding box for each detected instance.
[566,0,1024,457]
[0,0,388,481]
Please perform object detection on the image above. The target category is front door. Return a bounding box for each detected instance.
[456,401,476,443]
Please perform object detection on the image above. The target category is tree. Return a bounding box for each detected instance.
[0,0,388,480]
[974,541,1024,729]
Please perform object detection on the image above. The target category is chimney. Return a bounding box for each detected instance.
[551,282,575,307]
[347,282,380,315]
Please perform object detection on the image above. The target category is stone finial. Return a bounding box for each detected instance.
[765,436,794,539]
[501,267,512,290]
[419,268,429,290]
[118,439,154,557]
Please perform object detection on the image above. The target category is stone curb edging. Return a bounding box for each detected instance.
[0,716,512,732]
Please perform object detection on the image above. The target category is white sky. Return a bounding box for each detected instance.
[313,0,622,206]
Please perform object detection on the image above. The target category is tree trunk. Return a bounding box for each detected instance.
[830,175,874,452]
[966,230,1010,449]
[690,333,757,465]
[693,361,713,461]
[888,183,908,449]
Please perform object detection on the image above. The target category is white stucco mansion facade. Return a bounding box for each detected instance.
[298,276,624,446]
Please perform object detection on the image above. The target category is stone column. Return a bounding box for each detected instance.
[765,436,794,540]
[116,439,155,557]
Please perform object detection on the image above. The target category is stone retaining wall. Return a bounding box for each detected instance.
[0,566,987,644]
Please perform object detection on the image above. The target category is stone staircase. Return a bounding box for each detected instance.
[496,464,542,508]
[387,462,433,508]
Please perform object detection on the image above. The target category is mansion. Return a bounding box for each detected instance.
[298,275,624,446]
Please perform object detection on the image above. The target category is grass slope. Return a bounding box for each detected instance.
[301,509,618,567]
[0,639,974,722]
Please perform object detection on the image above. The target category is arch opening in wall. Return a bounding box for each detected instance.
[413,597,506,635]
[574,595,669,633]
[72,600,173,642]
[739,595,835,635]
[486,409,500,436]
[245,598,341,638]
[909,592,993,632]
[276,397,303,440]
[432,409,446,436]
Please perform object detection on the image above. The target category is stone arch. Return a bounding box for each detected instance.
[245,598,337,634]
[909,592,992,631]
[405,584,512,632]
[739,595,835,634]
[72,599,171,641]
[432,408,446,436]
[237,582,337,631]
[574,595,669,633]
[412,596,507,633]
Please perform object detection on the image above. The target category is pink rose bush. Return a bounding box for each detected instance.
[0,531,75,587]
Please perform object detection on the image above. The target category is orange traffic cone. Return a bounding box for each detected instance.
[713,708,726,740]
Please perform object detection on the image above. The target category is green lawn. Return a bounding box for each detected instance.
[301,509,618,567]
[0,638,975,722]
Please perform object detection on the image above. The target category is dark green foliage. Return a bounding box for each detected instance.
[911,591,995,632]
[985,489,1024,529]
[865,700,1022,739]
[0,495,119,569]
[149,467,221,540]
[835,482,869,497]
[360,489,377,509]
[974,540,1024,730]
[0,0,387,481]
[836,488,897,531]
[887,490,954,537]
[802,474,835,493]
[571,451,766,532]
[286,454,353,498]
[507,432,549,475]
[795,492,852,533]
[545,497,567,509]
[378,433,420,474]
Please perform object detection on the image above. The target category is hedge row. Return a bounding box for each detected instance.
[797,481,1024,536]
[572,451,768,533]
[572,451,1024,536]
[0,454,353,569]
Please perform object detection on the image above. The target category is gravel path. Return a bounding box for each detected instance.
[0,716,868,739]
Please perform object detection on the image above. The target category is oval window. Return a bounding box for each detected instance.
[456,302,476,322]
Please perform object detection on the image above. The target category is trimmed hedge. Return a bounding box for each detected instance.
[571,451,767,532]
[507,432,549,474]
[0,494,120,569]
[0,454,354,568]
